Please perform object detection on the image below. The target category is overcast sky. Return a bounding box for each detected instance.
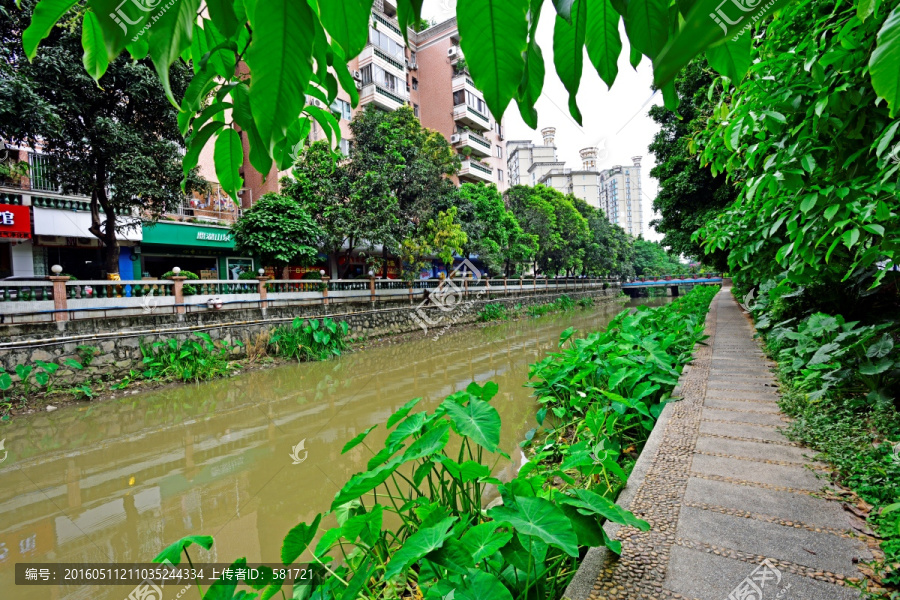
[422,0,664,241]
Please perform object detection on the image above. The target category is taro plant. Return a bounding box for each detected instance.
[477,303,509,322]
[140,332,241,382]
[268,318,349,362]
[153,381,649,600]
[527,286,717,494]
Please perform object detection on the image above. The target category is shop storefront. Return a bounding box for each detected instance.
[140,221,255,279]
[0,202,33,278]
[32,206,142,279]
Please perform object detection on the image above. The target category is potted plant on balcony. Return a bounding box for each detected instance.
[459,146,473,159]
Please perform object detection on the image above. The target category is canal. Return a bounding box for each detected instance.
[0,298,668,600]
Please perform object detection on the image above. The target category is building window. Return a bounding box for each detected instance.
[360,64,400,92]
[498,170,504,183]
[369,27,405,60]
[495,146,503,159]
[412,77,418,90]
[330,97,352,121]
[339,138,350,156]
[28,153,58,192]
[413,103,419,117]
[452,90,487,115]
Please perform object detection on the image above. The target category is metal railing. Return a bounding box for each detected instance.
[0,277,621,324]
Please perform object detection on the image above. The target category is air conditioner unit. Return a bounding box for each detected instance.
[447,46,458,58]
[408,60,418,70]
[355,80,363,90]
[450,134,461,143]
[352,70,362,81]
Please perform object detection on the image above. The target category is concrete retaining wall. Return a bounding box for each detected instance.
[0,285,622,389]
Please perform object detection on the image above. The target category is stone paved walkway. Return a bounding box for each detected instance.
[569,287,873,600]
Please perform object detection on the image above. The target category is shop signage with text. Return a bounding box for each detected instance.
[0,204,31,239]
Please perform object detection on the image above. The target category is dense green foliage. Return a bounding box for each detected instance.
[139,333,242,382]
[527,286,717,496]
[20,0,809,192]
[0,0,204,275]
[161,269,200,295]
[631,239,687,277]
[149,287,716,600]
[695,0,900,295]
[231,193,322,268]
[742,280,900,589]
[647,59,736,270]
[269,317,350,361]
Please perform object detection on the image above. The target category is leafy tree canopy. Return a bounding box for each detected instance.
[647,59,735,271]
[0,0,198,276]
[231,193,322,268]
[631,239,685,277]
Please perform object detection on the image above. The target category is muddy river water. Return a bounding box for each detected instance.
[0,298,669,600]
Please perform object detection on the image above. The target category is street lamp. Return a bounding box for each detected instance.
[172,266,181,275]
[51,264,63,275]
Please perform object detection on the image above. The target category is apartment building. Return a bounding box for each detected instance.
[599,157,644,237]
[204,1,508,206]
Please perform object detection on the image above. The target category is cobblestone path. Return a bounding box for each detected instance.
[570,287,873,600]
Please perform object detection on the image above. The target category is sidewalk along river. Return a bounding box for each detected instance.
[0,298,670,600]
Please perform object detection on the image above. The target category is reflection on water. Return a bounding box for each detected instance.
[0,298,669,599]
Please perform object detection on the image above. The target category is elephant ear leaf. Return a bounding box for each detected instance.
[153,535,214,565]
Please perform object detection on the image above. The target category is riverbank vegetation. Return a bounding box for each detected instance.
[476,294,597,323]
[150,286,716,600]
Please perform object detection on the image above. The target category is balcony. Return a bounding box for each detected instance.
[373,12,402,36]
[358,45,406,77]
[453,103,490,131]
[451,130,491,158]
[360,82,409,111]
[459,159,493,183]
[451,72,478,94]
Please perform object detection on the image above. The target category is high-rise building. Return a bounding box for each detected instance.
[599,157,644,237]
[199,3,507,204]
[506,127,562,187]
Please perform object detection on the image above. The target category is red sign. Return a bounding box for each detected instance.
[0,204,31,239]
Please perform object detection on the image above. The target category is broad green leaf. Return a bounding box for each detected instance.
[453,569,515,600]
[858,0,876,21]
[441,397,501,452]
[331,45,361,108]
[207,0,240,37]
[317,0,375,58]
[384,517,457,579]
[705,30,750,84]
[341,425,377,454]
[585,0,622,88]
[517,39,545,129]
[871,7,900,117]
[0,373,12,391]
[799,194,817,214]
[385,412,427,448]
[204,558,245,600]
[214,128,244,202]
[553,0,587,123]
[230,83,273,177]
[488,495,579,557]
[81,11,109,81]
[552,0,576,22]
[24,0,79,60]
[396,0,425,45]
[630,42,642,68]
[458,0,529,122]
[153,535,214,565]
[653,0,792,87]
[332,455,404,509]
[860,358,893,375]
[625,0,669,61]
[246,0,315,151]
[461,523,513,562]
[867,334,894,358]
[148,0,202,106]
[800,154,816,173]
[562,488,651,530]
[281,514,322,565]
[387,397,422,429]
[402,422,451,462]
